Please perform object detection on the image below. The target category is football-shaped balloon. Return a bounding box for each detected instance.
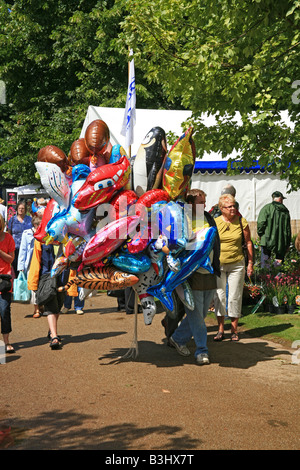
[69,138,91,166]
[37,145,69,173]
[84,119,110,155]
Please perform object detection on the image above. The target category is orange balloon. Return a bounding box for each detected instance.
[84,119,110,155]
[37,145,69,172]
[69,138,91,166]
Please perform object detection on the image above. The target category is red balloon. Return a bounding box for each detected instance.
[136,189,170,209]
[34,198,60,245]
[73,156,130,211]
[84,120,110,155]
[109,189,138,220]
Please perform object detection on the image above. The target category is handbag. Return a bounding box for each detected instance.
[0,274,12,294]
[239,217,255,266]
[36,273,57,305]
[13,271,31,302]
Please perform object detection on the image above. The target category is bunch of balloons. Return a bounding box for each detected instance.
[34,119,217,325]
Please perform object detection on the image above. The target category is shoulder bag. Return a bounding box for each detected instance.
[0,274,12,294]
[239,216,255,266]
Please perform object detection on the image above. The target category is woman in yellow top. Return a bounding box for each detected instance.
[214,194,253,341]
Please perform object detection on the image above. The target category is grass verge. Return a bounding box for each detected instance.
[207,306,300,348]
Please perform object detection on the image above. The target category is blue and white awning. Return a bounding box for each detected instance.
[193,160,274,174]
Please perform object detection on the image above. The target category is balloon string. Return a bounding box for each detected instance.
[122,292,139,359]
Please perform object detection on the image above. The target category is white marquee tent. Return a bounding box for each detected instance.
[80,105,193,156]
[81,106,300,230]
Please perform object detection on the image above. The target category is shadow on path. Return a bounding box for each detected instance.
[0,411,201,450]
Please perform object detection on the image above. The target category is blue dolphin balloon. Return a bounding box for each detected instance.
[109,252,152,274]
[147,226,217,312]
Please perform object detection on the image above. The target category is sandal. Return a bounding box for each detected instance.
[214,331,225,342]
[47,331,61,342]
[33,311,41,318]
[50,337,61,350]
[231,332,239,342]
[5,344,15,354]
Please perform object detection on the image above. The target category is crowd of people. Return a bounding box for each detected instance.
[0,185,296,361]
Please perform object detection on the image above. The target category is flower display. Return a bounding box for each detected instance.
[261,271,300,307]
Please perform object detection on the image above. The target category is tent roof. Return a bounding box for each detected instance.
[8,184,46,195]
[80,106,193,156]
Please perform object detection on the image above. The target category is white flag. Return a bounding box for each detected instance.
[121,50,136,148]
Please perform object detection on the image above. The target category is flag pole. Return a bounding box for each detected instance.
[120,47,138,359]
[127,48,136,357]
[127,48,132,160]
[120,48,136,158]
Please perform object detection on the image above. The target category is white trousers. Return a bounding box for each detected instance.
[214,260,245,318]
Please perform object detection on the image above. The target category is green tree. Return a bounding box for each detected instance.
[0,0,179,185]
[119,0,300,190]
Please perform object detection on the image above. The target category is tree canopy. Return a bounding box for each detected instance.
[0,0,180,185]
[118,0,300,191]
[0,0,300,190]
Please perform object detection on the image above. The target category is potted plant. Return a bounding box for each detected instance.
[264,275,287,314]
[285,280,300,314]
[261,278,277,313]
[274,283,287,314]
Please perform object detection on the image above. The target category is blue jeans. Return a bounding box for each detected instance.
[172,289,215,357]
[0,292,12,335]
[64,289,84,311]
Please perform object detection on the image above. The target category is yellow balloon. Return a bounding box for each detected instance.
[162,127,196,200]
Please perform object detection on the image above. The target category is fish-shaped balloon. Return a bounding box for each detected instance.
[73,156,130,211]
[147,226,217,312]
[71,163,91,183]
[81,215,139,267]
